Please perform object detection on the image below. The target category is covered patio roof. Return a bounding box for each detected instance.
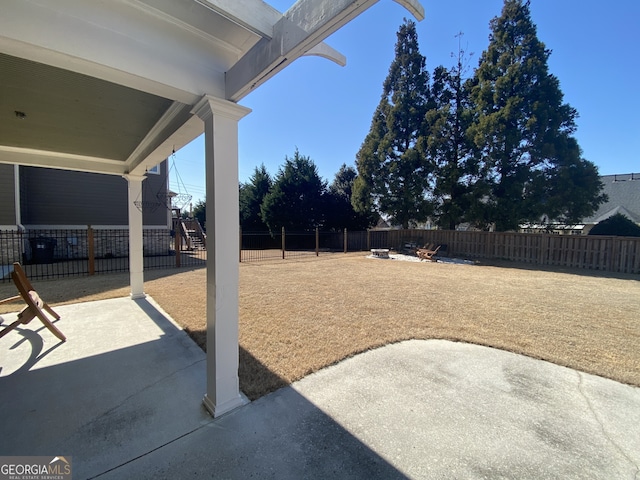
[0,0,424,417]
[1,0,423,177]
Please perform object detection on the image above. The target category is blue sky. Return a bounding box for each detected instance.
[173,0,639,205]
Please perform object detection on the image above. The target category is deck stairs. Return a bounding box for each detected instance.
[173,217,206,250]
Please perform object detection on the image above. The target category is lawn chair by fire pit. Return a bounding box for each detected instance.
[416,245,441,262]
[0,262,66,342]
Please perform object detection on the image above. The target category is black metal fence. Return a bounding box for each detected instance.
[238,228,393,262]
[239,228,350,262]
[0,227,206,283]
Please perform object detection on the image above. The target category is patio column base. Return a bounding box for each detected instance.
[203,393,248,418]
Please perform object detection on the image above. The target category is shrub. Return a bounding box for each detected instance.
[588,213,640,237]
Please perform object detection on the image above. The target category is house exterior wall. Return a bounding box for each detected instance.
[19,227,172,261]
[2,161,172,263]
[1,227,173,265]
[19,162,169,227]
[0,163,16,225]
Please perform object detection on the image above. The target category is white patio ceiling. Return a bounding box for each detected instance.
[0,0,424,177]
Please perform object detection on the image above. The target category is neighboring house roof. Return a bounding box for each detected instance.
[582,174,640,225]
[373,217,392,230]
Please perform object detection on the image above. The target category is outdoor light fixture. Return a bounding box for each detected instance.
[14,110,26,119]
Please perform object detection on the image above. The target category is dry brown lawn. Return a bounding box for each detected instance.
[1,253,639,400]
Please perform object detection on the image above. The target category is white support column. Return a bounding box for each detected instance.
[192,95,251,417]
[14,165,22,227]
[124,174,146,300]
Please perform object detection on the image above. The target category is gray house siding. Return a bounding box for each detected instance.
[19,162,168,226]
[0,164,16,225]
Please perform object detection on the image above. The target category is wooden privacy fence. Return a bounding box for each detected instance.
[368,229,640,274]
[238,227,639,274]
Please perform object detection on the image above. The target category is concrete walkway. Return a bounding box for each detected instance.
[1,297,639,479]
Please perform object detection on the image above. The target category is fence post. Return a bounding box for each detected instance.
[367,229,370,251]
[316,227,319,256]
[344,228,348,253]
[17,229,24,265]
[239,226,242,263]
[87,225,95,275]
[175,226,181,268]
[282,226,286,260]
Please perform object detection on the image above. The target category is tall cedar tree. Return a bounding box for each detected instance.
[353,19,432,228]
[239,164,272,230]
[471,0,604,231]
[423,37,482,230]
[260,149,327,233]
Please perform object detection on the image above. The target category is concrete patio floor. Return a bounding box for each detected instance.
[1,296,639,479]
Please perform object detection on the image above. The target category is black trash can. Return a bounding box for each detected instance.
[30,237,57,264]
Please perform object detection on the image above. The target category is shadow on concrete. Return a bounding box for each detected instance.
[0,297,407,480]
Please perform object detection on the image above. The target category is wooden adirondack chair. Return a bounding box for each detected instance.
[416,244,441,262]
[0,263,65,341]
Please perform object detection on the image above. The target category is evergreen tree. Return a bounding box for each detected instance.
[470,0,603,231]
[325,164,374,231]
[353,19,433,228]
[239,164,272,230]
[541,136,607,224]
[192,198,206,230]
[423,35,481,230]
[260,149,327,233]
[330,163,357,200]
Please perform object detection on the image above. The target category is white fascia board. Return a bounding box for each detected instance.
[226,0,377,101]
[128,115,205,176]
[284,0,379,38]
[225,0,424,101]
[126,102,194,175]
[0,37,202,106]
[0,147,126,176]
[0,1,225,103]
[286,0,424,46]
[197,0,282,38]
[132,0,247,55]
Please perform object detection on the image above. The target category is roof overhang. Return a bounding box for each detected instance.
[0,0,424,177]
